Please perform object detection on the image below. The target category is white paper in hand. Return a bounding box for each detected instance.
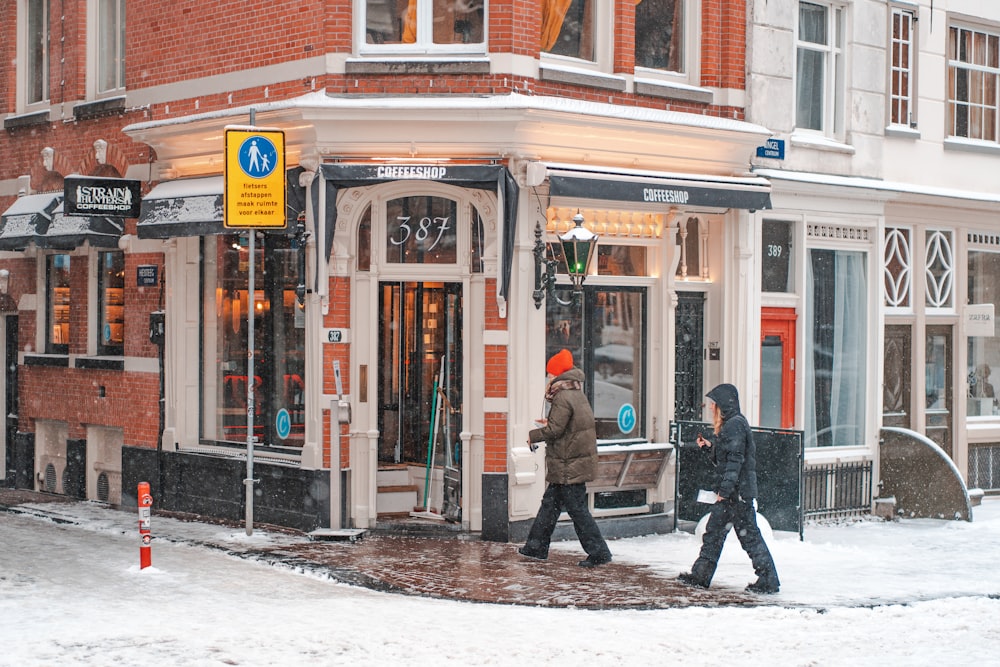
[697,489,718,504]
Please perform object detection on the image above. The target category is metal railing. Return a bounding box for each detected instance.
[803,461,873,520]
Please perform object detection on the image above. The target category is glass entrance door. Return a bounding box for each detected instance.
[925,325,953,457]
[760,307,796,429]
[378,282,462,465]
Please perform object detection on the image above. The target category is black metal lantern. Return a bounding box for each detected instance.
[533,212,599,309]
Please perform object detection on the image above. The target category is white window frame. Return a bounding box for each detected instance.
[888,2,918,130]
[16,0,50,112]
[87,0,126,98]
[633,0,701,86]
[539,0,613,73]
[947,22,1000,143]
[356,0,488,56]
[794,1,846,140]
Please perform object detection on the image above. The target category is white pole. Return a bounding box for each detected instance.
[245,108,257,536]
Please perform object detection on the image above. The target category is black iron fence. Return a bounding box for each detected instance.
[802,461,873,520]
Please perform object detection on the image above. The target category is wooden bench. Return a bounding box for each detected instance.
[588,441,673,492]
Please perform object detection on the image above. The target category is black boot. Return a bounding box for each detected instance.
[677,571,710,589]
[745,570,780,594]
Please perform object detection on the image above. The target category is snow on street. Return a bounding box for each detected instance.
[1,497,999,666]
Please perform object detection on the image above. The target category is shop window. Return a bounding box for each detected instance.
[948,24,1000,142]
[889,3,917,128]
[97,250,124,356]
[675,217,702,280]
[635,0,690,75]
[924,230,954,311]
[542,0,594,61]
[97,0,126,94]
[805,249,867,447]
[202,233,305,447]
[24,0,50,106]
[386,195,458,264]
[46,254,71,355]
[967,250,1000,417]
[597,245,645,277]
[762,220,794,293]
[546,287,646,440]
[363,0,485,49]
[883,227,911,309]
[358,205,372,271]
[796,1,845,138]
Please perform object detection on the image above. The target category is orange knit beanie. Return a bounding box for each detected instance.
[546,349,574,376]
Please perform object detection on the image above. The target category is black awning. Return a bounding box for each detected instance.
[0,193,61,250]
[547,168,772,211]
[0,193,123,250]
[35,202,124,249]
[318,163,518,302]
[136,176,225,239]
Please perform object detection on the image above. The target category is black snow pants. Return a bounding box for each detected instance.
[523,483,611,561]
[690,497,778,585]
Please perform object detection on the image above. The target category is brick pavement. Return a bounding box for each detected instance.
[1,489,758,609]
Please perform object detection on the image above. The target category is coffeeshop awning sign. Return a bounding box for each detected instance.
[64,176,142,218]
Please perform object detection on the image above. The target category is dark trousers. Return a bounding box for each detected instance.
[690,498,778,585]
[523,483,611,560]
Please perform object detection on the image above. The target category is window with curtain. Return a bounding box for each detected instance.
[889,4,916,128]
[541,0,594,61]
[635,0,685,73]
[26,0,50,105]
[796,1,844,136]
[967,250,1000,417]
[805,249,867,447]
[947,24,1000,142]
[364,0,485,47]
[97,0,126,93]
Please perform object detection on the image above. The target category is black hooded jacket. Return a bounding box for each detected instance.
[704,383,759,501]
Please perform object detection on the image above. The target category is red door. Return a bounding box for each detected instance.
[760,308,796,429]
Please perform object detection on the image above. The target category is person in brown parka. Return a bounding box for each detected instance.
[518,349,613,567]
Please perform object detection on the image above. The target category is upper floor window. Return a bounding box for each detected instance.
[542,0,594,60]
[97,251,125,356]
[889,4,917,128]
[796,1,845,137]
[97,0,126,93]
[363,0,485,50]
[635,0,686,74]
[25,0,50,105]
[948,24,1000,142]
[46,254,71,355]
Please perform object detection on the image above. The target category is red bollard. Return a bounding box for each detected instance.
[138,482,153,569]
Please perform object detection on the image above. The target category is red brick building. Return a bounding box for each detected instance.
[1,1,770,539]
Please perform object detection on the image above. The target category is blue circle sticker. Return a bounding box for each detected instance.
[275,408,291,440]
[617,403,637,434]
[238,135,278,179]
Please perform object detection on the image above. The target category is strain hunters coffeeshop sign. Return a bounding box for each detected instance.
[64,176,142,218]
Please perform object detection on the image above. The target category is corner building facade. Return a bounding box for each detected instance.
[2,1,773,538]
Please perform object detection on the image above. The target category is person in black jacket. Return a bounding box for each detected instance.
[677,383,780,594]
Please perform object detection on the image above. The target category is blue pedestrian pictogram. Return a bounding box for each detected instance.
[617,403,636,434]
[238,136,278,179]
[275,408,291,440]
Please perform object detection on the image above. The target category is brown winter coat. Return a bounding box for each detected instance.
[528,368,598,484]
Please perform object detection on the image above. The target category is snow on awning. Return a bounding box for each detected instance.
[136,176,225,239]
[0,193,123,250]
[541,163,772,211]
[0,193,61,250]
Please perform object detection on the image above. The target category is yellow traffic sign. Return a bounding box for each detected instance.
[224,126,286,228]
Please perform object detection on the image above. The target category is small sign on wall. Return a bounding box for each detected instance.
[965,303,995,337]
[137,265,158,287]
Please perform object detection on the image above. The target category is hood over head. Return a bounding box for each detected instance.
[706,383,741,420]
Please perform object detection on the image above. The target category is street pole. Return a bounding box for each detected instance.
[245,108,257,536]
